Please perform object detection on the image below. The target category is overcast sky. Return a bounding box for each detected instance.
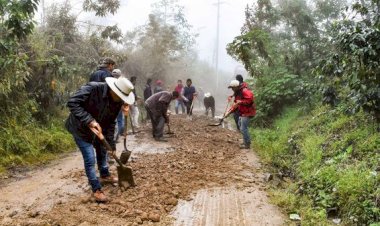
[38,0,252,75]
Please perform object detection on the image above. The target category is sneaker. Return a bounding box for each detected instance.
[239,144,251,149]
[100,175,118,184]
[93,190,107,202]
[154,137,168,142]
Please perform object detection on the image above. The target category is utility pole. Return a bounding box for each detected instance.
[214,0,225,93]
[41,0,45,26]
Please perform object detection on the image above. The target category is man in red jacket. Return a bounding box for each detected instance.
[227,80,256,149]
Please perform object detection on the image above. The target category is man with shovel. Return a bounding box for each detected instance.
[227,80,256,149]
[183,78,197,120]
[145,90,179,142]
[65,77,135,202]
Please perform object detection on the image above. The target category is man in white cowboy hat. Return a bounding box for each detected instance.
[65,77,135,202]
[203,92,215,118]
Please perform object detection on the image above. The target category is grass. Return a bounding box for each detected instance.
[0,118,75,175]
[252,105,380,225]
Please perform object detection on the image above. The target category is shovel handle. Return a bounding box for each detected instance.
[100,138,125,167]
[94,131,125,167]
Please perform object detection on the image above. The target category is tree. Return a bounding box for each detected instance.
[0,0,39,119]
[227,0,347,123]
[122,0,196,83]
[317,0,380,123]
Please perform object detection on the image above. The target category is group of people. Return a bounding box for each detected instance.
[65,57,256,202]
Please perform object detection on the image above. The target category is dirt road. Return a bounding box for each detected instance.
[0,115,285,226]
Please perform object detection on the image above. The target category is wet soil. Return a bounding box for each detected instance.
[0,115,285,226]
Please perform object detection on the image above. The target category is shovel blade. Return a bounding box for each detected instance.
[117,165,135,188]
[120,150,132,164]
[208,118,224,126]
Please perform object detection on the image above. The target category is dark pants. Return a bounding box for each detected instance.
[233,111,240,131]
[186,100,193,115]
[115,110,124,140]
[145,106,165,138]
[205,104,215,117]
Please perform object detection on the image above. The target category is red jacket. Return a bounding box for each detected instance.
[175,84,184,100]
[233,86,256,117]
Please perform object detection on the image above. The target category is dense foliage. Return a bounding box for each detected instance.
[253,106,380,225]
[317,1,380,122]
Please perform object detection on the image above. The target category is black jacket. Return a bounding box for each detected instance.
[89,67,112,82]
[65,82,123,150]
[204,96,215,109]
[144,84,152,101]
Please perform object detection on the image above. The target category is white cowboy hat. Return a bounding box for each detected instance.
[204,92,211,98]
[228,80,240,88]
[105,77,135,105]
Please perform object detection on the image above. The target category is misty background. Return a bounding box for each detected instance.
[36,0,250,109]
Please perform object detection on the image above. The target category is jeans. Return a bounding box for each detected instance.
[116,110,124,139]
[74,136,110,192]
[238,116,252,146]
[175,99,185,114]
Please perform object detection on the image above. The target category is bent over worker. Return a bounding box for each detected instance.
[65,77,135,202]
[227,80,256,149]
[145,91,179,142]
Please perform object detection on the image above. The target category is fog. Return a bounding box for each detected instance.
[38,0,249,73]
[37,0,252,111]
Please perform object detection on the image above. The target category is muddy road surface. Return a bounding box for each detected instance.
[0,115,285,226]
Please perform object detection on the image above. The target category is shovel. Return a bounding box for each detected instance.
[166,123,175,135]
[208,99,231,126]
[120,114,132,164]
[98,132,135,188]
[189,95,197,114]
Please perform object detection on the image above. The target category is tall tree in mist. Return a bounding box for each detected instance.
[122,0,196,83]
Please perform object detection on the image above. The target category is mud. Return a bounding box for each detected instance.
[0,115,285,226]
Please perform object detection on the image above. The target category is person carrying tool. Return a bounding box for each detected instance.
[228,74,249,131]
[203,92,215,118]
[145,91,179,142]
[65,77,135,202]
[183,78,197,120]
[227,80,256,149]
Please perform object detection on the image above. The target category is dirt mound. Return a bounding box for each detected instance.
[2,115,268,225]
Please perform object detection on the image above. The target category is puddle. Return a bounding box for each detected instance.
[116,130,175,154]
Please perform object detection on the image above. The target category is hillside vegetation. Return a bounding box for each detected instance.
[252,106,379,224]
[227,0,380,224]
